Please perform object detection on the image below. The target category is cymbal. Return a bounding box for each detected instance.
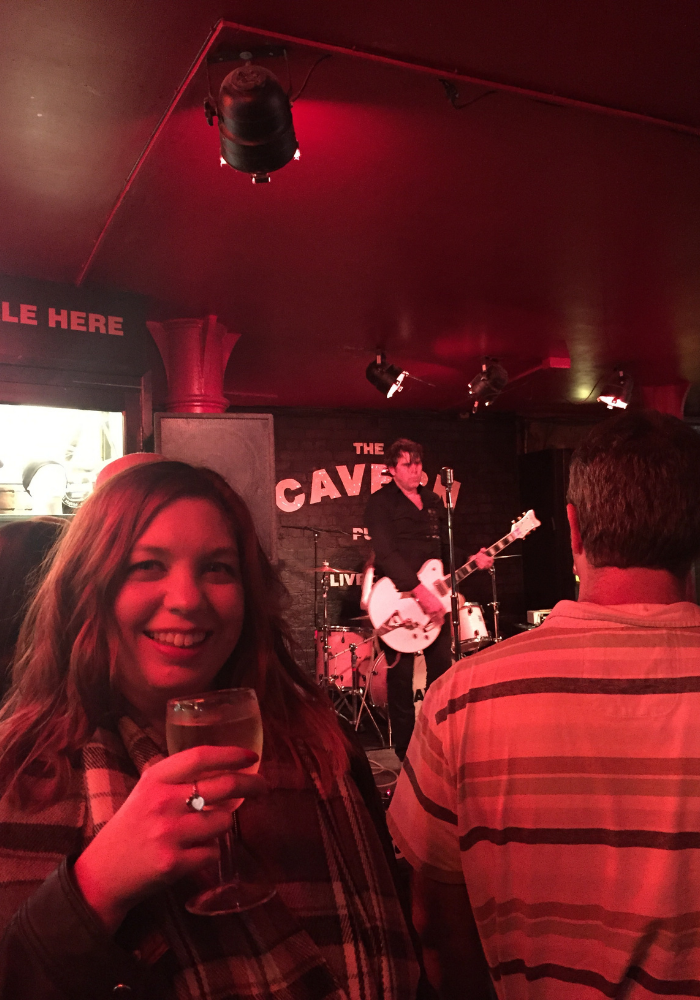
[301,566,356,574]
[349,614,371,622]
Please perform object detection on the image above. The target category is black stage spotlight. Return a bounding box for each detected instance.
[467,360,508,412]
[206,64,298,183]
[597,369,633,410]
[366,353,408,398]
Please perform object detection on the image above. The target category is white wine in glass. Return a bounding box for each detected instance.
[166,687,274,914]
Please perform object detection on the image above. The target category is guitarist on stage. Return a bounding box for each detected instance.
[364,438,493,761]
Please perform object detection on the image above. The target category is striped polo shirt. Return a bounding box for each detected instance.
[388,601,700,998]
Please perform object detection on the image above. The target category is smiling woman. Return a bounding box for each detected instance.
[112,498,246,722]
[0,461,418,1000]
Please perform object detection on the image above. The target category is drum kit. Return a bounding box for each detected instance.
[307,560,384,740]
[309,555,515,746]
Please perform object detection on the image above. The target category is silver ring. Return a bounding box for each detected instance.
[186,783,206,812]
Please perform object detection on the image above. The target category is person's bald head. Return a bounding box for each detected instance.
[95,453,166,489]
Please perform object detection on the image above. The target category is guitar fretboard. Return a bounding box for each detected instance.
[448,529,520,586]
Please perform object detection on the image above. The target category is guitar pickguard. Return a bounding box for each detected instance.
[418,559,452,608]
[367,578,441,652]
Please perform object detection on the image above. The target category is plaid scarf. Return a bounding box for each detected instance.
[0,717,418,1000]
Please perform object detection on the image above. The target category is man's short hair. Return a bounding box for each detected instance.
[567,410,700,576]
[386,438,423,469]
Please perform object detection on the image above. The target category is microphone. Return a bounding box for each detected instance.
[440,466,454,488]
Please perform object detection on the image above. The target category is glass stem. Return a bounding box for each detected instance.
[218,812,240,885]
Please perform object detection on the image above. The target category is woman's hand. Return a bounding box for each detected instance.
[74,745,266,933]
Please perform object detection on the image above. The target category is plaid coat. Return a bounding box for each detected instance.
[0,716,419,1000]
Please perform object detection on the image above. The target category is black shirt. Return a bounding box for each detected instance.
[364,480,446,592]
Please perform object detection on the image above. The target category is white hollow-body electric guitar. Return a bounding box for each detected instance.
[365,509,541,653]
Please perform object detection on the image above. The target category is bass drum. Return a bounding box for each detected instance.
[368,650,426,712]
[459,602,491,652]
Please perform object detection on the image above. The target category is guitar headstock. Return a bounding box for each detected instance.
[510,509,541,539]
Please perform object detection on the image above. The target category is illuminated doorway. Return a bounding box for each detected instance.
[0,404,123,515]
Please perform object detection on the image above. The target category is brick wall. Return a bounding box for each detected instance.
[271,409,525,674]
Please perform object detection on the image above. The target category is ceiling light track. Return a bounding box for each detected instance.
[439,80,497,111]
[207,46,288,64]
[218,20,700,141]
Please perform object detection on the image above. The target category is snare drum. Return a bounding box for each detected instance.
[316,626,374,688]
[459,602,491,651]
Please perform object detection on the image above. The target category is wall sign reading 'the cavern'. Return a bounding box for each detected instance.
[275,446,461,513]
[276,463,393,511]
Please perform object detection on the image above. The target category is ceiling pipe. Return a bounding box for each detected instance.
[76,20,227,286]
[217,21,700,140]
[76,18,700,287]
[508,355,571,384]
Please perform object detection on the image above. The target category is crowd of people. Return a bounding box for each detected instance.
[0,409,698,1000]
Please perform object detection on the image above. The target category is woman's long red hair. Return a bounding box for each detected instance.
[0,461,348,802]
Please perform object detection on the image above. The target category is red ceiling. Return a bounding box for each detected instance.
[1,1,699,413]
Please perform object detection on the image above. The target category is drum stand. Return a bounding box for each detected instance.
[283,523,352,684]
[318,562,332,685]
[488,565,502,642]
[289,524,386,743]
[488,552,521,643]
[332,642,386,745]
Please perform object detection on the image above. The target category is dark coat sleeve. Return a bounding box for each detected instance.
[344,732,440,1000]
[365,490,421,592]
[348,744,397,875]
[0,857,151,1000]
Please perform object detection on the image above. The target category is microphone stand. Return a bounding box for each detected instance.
[441,468,461,662]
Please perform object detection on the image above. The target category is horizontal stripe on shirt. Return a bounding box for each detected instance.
[462,756,700,778]
[461,774,700,798]
[490,958,700,997]
[436,676,700,722]
[460,826,700,851]
[473,898,700,935]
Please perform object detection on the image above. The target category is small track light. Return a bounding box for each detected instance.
[467,360,508,412]
[366,353,408,398]
[598,370,633,409]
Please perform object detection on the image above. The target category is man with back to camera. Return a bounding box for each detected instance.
[388,411,700,999]
[364,438,493,761]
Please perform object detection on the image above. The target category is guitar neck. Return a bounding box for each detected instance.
[451,530,519,585]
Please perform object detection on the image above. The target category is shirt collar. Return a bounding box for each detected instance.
[545,599,700,629]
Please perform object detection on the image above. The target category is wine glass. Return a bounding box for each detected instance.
[166,687,276,915]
